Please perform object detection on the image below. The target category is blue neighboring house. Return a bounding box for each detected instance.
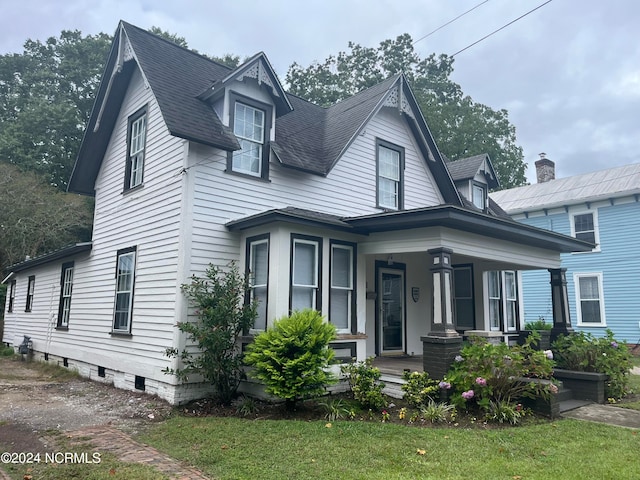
[491,155,640,345]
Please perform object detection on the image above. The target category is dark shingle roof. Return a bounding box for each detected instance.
[446,153,500,190]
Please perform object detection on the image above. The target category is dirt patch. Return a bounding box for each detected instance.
[0,356,173,454]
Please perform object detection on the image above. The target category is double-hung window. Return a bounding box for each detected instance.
[229,95,271,179]
[453,265,474,330]
[113,247,136,333]
[575,273,606,326]
[7,280,16,313]
[472,183,486,210]
[125,108,147,190]
[291,236,321,311]
[25,276,35,312]
[377,140,404,210]
[57,262,74,328]
[487,271,519,332]
[571,210,599,251]
[330,242,355,333]
[247,235,269,330]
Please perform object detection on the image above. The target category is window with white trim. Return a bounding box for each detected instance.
[472,183,486,210]
[330,243,355,332]
[126,108,147,190]
[575,273,606,326]
[113,247,136,332]
[291,236,321,311]
[571,210,599,251]
[25,276,35,312]
[248,236,269,330]
[487,271,519,332]
[57,262,74,328]
[7,280,15,313]
[377,140,404,210]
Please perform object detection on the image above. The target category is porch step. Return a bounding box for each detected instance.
[380,373,406,399]
[555,386,573,403]
[559,398,593,413]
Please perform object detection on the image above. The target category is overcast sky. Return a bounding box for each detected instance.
[2,0,639,184]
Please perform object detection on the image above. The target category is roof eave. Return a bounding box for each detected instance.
[4,242,93,275]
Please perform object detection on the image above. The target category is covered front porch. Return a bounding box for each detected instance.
[349,206,592,379]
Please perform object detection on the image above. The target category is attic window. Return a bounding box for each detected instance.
[472,184,486,210]
[227,94,272,180]
[125,107,147,191]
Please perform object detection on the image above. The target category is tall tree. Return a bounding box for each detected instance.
[0,30,112,189]
[286,34,526,189]
[0,163,93,271]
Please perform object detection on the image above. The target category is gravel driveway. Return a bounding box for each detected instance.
[0,355,173,453]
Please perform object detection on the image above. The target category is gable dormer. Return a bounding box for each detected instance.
[197,53,293,181]
[446,154,500,212]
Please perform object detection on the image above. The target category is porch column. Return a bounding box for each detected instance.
[549,268,574,342]
[427,248,457,337]
[421,248,462,380]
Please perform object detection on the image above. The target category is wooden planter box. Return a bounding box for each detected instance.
[518,330,552,350]
[553,369,608,404]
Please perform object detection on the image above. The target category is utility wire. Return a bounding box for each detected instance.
[451,0,554,57]
[413,0,491,46]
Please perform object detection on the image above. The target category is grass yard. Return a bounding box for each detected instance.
[140,416,640,480]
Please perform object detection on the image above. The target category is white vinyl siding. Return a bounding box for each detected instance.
[330,244,353,332]
[575,273,606,326]
[249,238,269,330]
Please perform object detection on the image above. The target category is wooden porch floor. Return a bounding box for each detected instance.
[373,355,423,376]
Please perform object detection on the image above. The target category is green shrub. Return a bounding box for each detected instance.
[0,345,15,357]
[164,262,257,405]
[244,309,337,410]
[552,330,632,399]
[419,400,455,423]
[234,395,259,417]
[524,317,552,330]
[401,370,439,408]
[341,357,387,411]
[486,400,526,425]
[446,336,555,414]
[318,397,351,421]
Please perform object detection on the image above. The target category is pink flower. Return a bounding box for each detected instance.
[438,381,452,390]
[549,384,559,394]
[544,350,554,360]
[475,377,487,386]
[461,390,475,400]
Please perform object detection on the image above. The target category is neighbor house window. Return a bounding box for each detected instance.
[247,235,269,330]
[125,107,147,190]
[290,235,321,311]
[571,210,599,250]
[113,247,136,333]
[228,95,271,179]
[330,242,355,333]
[575,273,606,326]
[487,271,519,332]
[377,140,404,210]
[7,280,16,313]
[472,183,486,210]
[25,276,35,312]
[57,262,74,328]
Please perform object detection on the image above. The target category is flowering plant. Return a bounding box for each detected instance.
[446,335,555,412]
[552,329,632,399]
[401,370,439,408]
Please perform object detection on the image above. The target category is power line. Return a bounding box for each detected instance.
[451,0,554,57]
[413,1,491,46]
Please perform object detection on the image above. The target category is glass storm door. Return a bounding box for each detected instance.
[379,269,405,353]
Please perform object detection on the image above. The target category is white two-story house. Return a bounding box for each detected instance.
[2,22,591,404]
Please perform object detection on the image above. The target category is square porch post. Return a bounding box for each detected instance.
[421,248,462,379]
[549,268,574,342]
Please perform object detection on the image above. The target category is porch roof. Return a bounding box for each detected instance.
[2,242,93,278]
[344,205,594,253]
[226,205,593,254]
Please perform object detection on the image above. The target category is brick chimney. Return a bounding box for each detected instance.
[535,153,555,183]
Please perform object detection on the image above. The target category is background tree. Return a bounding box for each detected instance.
[286,34,526,189]
[0,163,93,272]
[0,30,112,189]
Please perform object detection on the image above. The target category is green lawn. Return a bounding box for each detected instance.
[140,416,640,480]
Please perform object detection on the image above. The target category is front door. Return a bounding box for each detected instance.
[378,268,405,354]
